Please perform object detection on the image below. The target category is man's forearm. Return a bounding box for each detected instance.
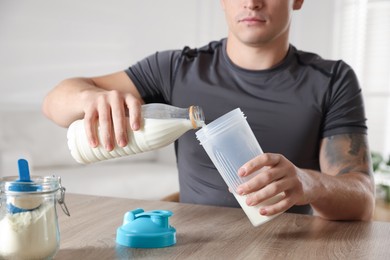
[42,78,97,127]
[304,169,375,221]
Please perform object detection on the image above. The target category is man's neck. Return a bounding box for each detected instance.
[226,35,290,70]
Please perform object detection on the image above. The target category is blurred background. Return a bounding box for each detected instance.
[0,0,389,205]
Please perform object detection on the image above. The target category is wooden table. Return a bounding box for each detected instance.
[374,198,390,222]
[55,194,390,259]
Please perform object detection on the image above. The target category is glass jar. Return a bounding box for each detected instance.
[0,175,69,260]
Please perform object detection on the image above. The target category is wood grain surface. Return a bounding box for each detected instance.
[54,194,390,260]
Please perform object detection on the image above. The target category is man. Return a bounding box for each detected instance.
[42,0,375,220]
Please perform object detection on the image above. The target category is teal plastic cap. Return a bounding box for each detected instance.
[116,208,176,248]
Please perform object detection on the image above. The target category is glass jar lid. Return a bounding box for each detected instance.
[0,175,70,216]
[1,175,61,195]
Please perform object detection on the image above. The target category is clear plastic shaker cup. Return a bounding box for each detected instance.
[196,108,284,226]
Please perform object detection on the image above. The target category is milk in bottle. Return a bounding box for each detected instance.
[67,103,205,164]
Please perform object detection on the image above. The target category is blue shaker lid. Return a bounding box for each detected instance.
[116,208,176,248]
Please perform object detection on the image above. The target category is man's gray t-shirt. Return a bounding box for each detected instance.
[125,38,367,214]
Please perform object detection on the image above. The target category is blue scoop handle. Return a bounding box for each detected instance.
[8,159,39,192]
[7,159,42,214]
[18,159,31,182]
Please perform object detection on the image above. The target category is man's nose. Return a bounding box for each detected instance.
[243,0,264,10]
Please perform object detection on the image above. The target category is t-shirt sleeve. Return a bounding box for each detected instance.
[322,61,367,138]
[124,50,182,104]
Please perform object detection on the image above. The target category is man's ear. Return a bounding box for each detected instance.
[220,0,226,11]
[293,0,304,10]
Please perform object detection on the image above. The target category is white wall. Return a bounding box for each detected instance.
[290,0,335,59]
[0,0,335,107]
[0,0,226,108]
[0,0,385,156]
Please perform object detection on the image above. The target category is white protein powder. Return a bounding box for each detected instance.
[0,203,59,259]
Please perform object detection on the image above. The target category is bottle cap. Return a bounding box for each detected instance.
[116,208,176,248]
[189,105,205,129]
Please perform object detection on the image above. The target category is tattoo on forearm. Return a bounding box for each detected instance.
[349,134,362,156]
[325,134,371,176]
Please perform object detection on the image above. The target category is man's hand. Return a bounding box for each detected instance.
[42,71,144,151]
[235,134,375,221]
[236,153,315,216]
[81,89,142,151]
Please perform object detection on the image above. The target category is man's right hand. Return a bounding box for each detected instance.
[81,89,143,151]
[42,71,144,151]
